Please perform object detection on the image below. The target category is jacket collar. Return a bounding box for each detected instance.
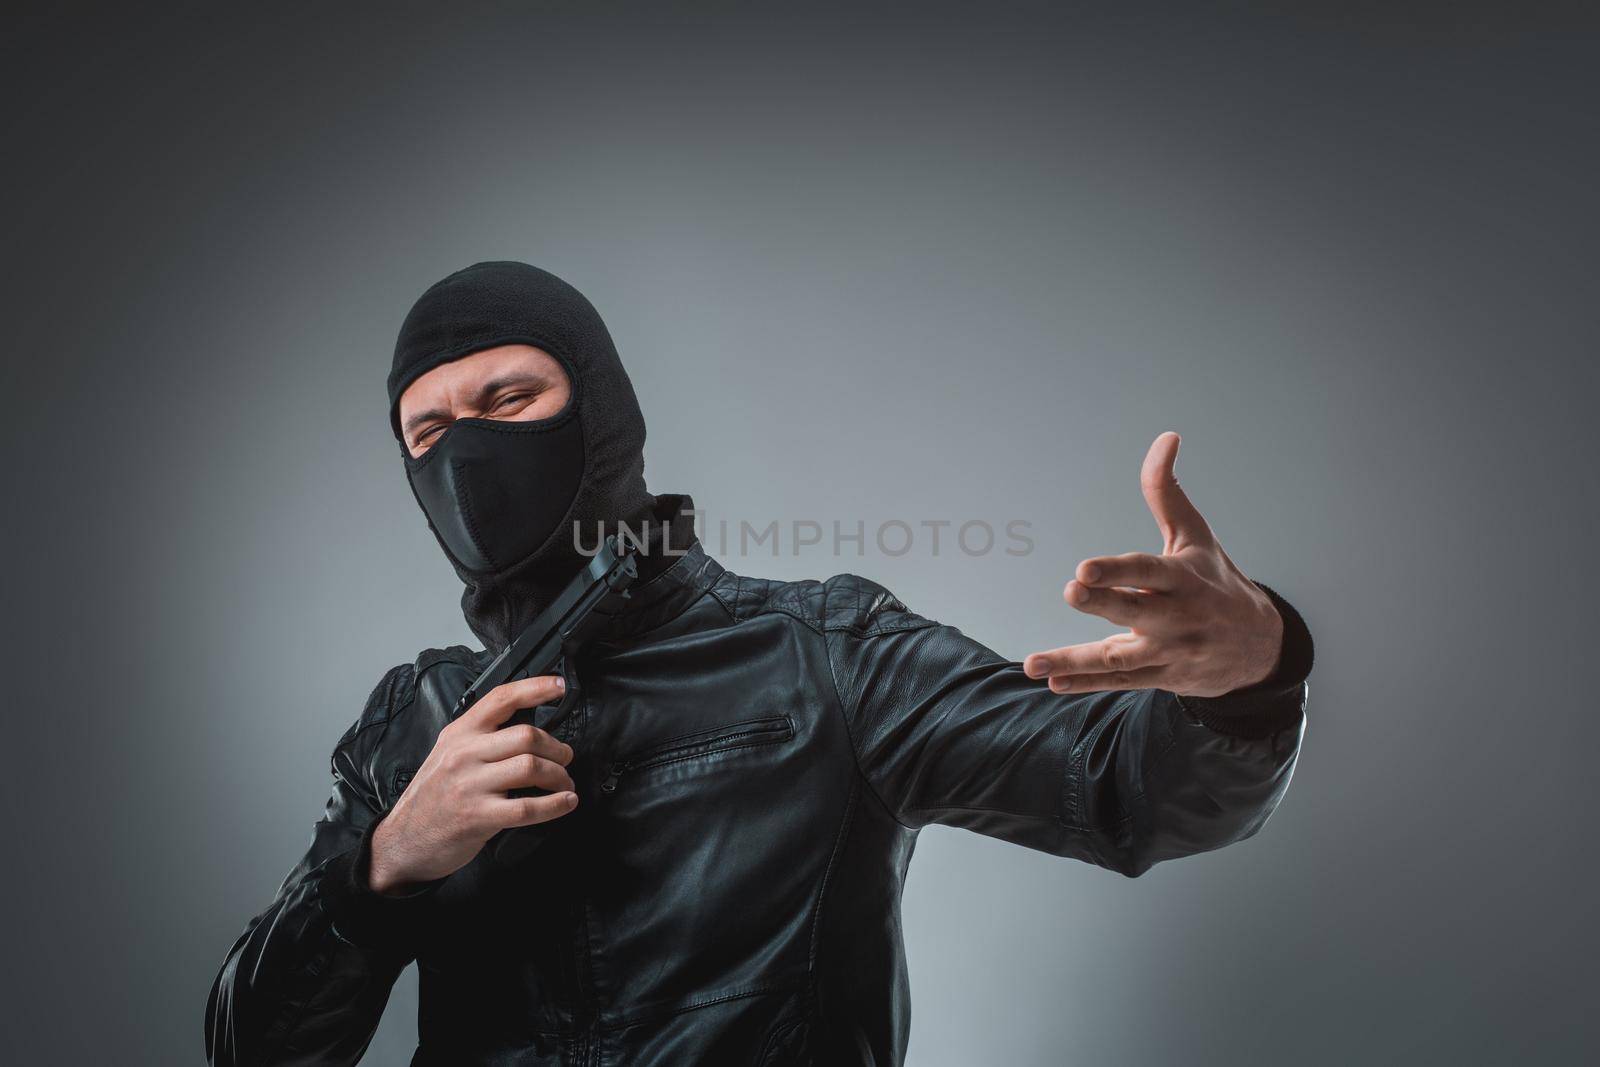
[588,493,724,640]
[590,538,724,640]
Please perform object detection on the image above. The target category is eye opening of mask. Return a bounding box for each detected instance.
[397,343,581,470]
[401,400,580,473]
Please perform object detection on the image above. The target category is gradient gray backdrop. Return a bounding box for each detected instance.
[4,5,1596,1065]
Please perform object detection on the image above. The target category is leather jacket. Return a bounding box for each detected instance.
[206,537,1310,1066]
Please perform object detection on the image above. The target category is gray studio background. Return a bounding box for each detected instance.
[4,6,1596,1065]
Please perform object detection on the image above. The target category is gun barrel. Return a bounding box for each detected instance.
[451,535,639,717]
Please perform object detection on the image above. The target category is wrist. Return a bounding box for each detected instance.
[1240,587,1286,689]
[367,815,409,896]
[1240,581,1313,693]
[321,813,442,952]
[1175,580,1312,738]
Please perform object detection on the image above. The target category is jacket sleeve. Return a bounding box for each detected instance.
[205,668,438,1067]
[824,580,1312,877]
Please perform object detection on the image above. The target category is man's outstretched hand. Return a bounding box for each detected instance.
[1023,432,1284,699]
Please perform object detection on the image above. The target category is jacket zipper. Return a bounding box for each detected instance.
[600,715,794,793]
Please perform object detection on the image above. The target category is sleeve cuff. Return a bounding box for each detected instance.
[318,815,443,953]
[1177,581,1313,739]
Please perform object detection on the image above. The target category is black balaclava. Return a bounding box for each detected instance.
[389,261,655,652]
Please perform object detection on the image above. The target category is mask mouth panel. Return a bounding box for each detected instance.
[403,411,586,576]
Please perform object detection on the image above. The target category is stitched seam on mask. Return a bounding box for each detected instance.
[451,459,501,573]
[459,428,590,594]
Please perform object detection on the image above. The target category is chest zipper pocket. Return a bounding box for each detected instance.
[600,715,795,794]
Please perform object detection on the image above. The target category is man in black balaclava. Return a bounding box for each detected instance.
[208,261,1314,1066]
[390,260,658,652]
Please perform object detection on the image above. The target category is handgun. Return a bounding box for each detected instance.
[448,534,639,866]
[450,533,639,721]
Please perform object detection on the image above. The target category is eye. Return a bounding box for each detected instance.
[491,391,534,411]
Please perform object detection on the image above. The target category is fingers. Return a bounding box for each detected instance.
[1064,580,1160,627]
[1025,635,1161,679]
[462,675,565,730]
[474,723,574,766]
[481,752,576,794]
[1077,552,1177,592]
[1045,665,1171,694]
[492,791,579,828]
[1139,431,1213,551]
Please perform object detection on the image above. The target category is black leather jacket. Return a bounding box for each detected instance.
[206,541,1310,1066]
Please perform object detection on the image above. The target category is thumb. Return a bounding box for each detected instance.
[1140,431,1213,552]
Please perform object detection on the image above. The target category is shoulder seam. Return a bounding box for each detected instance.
[821,614,936,637]
[708,571,935,638]
[707,573,830,635]
[821,626,916,831]
[334,661,418,755]
[704,584,740,624]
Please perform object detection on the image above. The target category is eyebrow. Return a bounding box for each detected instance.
[403,373,550,437]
